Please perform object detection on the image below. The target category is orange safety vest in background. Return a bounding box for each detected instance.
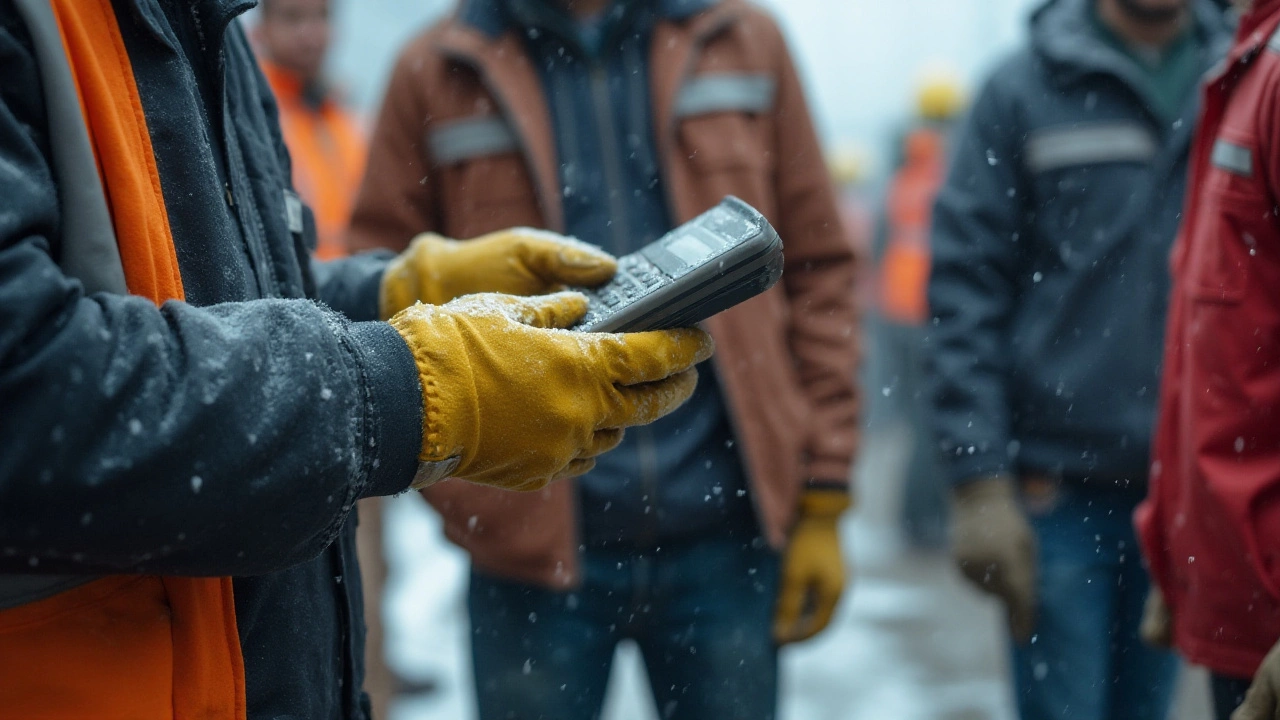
[878,127,947,326]
[259,60,366,260]
[0,1,246,717]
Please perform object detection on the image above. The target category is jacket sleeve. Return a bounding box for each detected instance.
[0,23,423,577]
[925,68,1027,485]
[312,251,394,322]
[769,30,860,486]
[346,37,440,254]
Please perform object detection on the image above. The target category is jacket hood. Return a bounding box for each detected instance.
[458,0,720,38]
[1029,0,1232,88]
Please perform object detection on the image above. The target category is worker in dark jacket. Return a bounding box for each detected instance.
[0,1,708,718]
[926,0,1229,718]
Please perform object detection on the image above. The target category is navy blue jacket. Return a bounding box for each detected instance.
[0,1,422,717]
[468,0,756,547]
[926,0,1230,484]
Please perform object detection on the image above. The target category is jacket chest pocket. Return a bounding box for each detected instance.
[1024,122,1156,262]
[1188,138,1271,305]
[427,115,541,237]
[675,73,775,174]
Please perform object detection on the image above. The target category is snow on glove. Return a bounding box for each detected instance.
[389,292,713,491]
[952,475,1038,644]
[774,489,852,644]
[1234,638,1280,720]
[380,229,617,319]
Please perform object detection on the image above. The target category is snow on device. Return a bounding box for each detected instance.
[573,196,783,333]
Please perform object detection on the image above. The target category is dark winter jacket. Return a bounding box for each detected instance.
[0,1,422,718]
[926,0,1230,485]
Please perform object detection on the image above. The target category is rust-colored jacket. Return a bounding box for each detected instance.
[349,0,858,588]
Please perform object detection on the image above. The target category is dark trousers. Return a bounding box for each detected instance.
[467,537,780,720]
[1212,673,1252,720]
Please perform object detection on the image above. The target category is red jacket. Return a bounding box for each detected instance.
[1138,0,1280,679]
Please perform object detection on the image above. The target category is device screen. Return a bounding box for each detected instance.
[640,206,761,279]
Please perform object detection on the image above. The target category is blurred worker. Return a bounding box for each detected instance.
[349,0,859,717]
[0,1,709,718]
[253,3,407,716]
[254,0,365,260]
[926,0,1229,718]
[874,74,963,550]
[1135,1,1280,718]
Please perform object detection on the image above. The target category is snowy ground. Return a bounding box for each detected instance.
[381,420,1212,720]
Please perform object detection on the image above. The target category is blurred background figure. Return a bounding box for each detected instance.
[927,1,1229,719]
[872,71,965,551]
[255,0,366,260]
[346,1,859,719]
[253,4,412,719]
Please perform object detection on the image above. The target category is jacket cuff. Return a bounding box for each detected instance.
[946,450,1011,487]
[804,458,852,487]
[348,320,423,498]
[314,251,394,322]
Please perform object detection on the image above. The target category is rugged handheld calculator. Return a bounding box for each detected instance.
[572,196,784,333]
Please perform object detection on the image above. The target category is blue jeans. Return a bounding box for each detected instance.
[467,538,780,720]
[1012,481,1178,720]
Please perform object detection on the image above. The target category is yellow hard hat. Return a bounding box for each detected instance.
[916,70,966,121]
[827,142,870,187]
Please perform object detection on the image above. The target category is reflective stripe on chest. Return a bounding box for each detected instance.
[1024,121,1157,173]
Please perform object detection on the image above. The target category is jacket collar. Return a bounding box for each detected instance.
[458,0,719,38]
[1030,0,1231,93]
[435,0,739,232]
[1239,0,1280,39]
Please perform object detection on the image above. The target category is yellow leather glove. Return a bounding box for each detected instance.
[380,229,616,319]
[1234,638,1280,720]
[774,489,852,644]
[952,475,1038,643]
[389,292,714,491]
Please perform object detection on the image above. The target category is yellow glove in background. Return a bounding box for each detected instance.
[774,489,852,644]
[952,475,1038,643]
[380,229,617,318]
[389,292,713,491]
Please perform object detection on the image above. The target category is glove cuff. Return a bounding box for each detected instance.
[953,474,1018,502]
[387,305,478,470]
[798,488,852,520]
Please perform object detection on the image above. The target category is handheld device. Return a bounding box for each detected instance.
[572,196,784,333]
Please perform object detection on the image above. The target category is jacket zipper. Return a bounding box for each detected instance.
[653,13,769,536]
[586,51,663,543]
[588,63,632,255]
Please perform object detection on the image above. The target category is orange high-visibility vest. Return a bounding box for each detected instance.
[0,1,246,717]
[259,60,366,261]
[878,127,946,325]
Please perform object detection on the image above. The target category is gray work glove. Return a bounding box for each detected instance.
[1233,638,1280,720]
[1140,586,1173,648]
[952,475,1037,643]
